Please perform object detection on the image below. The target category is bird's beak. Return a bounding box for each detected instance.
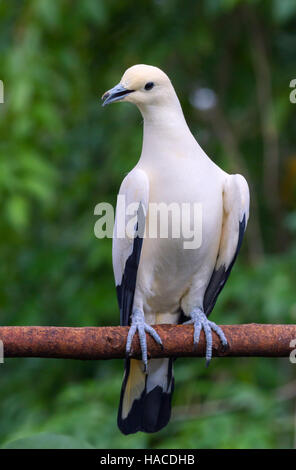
[101,83,134,107]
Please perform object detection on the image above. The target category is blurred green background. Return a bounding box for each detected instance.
[0,0,296,449]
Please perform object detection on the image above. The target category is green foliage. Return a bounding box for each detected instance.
[3,433,94,449]
[0,0,295,449]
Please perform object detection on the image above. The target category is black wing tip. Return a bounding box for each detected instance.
[203,215,247,317]
[117,233,144,327]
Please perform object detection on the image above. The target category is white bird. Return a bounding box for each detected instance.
[102,64,250,435]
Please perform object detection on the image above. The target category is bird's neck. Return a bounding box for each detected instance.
[138,98,196,163]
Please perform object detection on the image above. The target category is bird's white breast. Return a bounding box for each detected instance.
[135,150,226,314]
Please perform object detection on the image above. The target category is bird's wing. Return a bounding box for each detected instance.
[203,174,250,316]
[112,168,149,326]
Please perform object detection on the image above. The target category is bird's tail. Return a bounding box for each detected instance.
[117,357,174,434]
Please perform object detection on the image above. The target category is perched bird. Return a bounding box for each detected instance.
[102,65,250,435]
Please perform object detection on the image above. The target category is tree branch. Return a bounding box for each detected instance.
[0,324,295,360]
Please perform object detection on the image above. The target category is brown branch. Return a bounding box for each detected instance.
[0,324,295,360]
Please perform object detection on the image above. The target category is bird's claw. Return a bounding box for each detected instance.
[184,308,228,366]
[126,309,163,372]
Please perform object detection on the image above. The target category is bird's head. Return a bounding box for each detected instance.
[102,64,174,110]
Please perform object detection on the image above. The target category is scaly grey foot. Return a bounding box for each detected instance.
[126,309,163,371]
[184,308,228,366]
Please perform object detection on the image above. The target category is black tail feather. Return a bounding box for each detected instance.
[118,358,174,435]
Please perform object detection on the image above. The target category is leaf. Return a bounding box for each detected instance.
[5,195,30,230]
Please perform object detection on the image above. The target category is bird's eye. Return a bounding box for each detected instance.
[144,82,154,91]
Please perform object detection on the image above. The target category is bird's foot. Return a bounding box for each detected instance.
[126,309,163,372]
[184,308,228,366]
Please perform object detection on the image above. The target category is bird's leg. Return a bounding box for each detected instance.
[126,308,163,372]
[184,307,228,366]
